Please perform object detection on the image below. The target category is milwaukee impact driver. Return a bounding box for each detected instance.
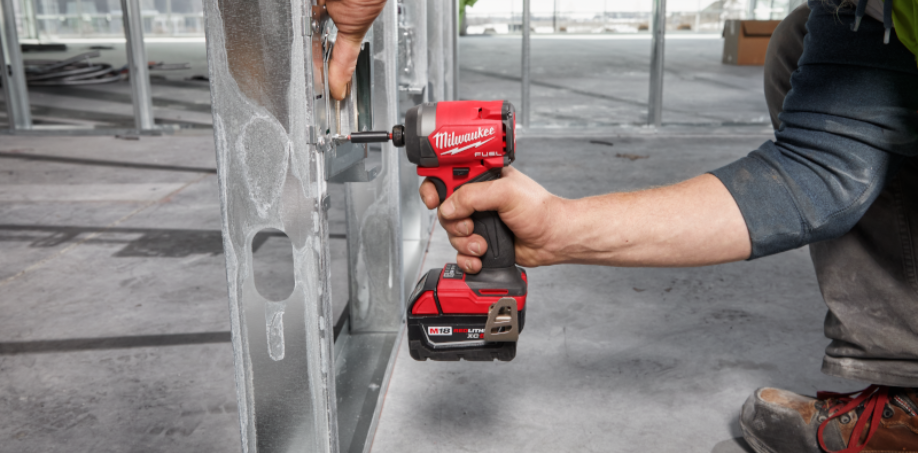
[346,100,527,361]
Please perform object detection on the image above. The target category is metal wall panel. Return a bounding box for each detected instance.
[206,1,440,451]
[203,1,338,452]
[344,0,404,334]
[397,0,428,112]
[336,3,426,452]
[397,0,430,288]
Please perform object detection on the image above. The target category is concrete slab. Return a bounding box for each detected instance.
[0,147,240,452]
[1,344,238,453]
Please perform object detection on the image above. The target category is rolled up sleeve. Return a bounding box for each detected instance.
[711,3,918,259]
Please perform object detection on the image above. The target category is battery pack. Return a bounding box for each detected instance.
[406,264,527,361]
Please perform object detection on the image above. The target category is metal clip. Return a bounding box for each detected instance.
[483,297,520,342]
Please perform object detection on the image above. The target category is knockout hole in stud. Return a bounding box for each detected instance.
[252,228,295,301]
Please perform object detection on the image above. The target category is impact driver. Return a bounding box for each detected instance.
[347,100,527,362]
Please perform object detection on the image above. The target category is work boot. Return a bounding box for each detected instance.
[740,385,918,453]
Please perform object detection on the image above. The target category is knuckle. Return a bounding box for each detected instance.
[454,186,470,206]
[453,220,469,236]
[452,224,466,237]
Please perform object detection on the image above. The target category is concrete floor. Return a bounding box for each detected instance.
[0,37,864,452]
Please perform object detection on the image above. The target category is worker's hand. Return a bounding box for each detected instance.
[420,167,566,273]
[320,0,387,100]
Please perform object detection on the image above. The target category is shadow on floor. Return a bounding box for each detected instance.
[0,224,345,258]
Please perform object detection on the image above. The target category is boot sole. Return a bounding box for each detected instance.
[739,418,779,453]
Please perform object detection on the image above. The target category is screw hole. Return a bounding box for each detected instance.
[252,228,295,301]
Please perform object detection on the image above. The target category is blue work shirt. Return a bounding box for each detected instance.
[711,1,918,259]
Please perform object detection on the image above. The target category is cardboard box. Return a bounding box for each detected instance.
[722,20,782,66]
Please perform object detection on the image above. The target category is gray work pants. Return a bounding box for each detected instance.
[765,5,918,387]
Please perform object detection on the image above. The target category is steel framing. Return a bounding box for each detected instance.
[517,0,665,128]
[203,0,337,450]
[397,0,428,115]
[338,2,413,451]
[0,0,32,129]
[448,0,459,100]
[120,0,155,131]
[648,0,667,127]
[521,0,531,128]
[426,0,445,102]
[0,0,157,134]
[396,0,430,296]
[204,0,439,451]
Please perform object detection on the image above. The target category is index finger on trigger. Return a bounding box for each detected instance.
[419,179,440,209]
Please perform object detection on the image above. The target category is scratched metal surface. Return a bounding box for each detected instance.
[425,0,446,103]
[397,0,429,118]
[333,4,433,452]
[344,1,405,335]
[203,0,338,452]
[397,0,431,295]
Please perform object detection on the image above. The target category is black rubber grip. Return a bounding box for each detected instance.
[431,169,516,270]
[471,211,516,269]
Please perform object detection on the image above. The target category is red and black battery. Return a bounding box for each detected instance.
[406,264,527,361]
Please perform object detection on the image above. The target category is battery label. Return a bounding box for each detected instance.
[456,328,485,339]
[423,323,487,341]
[427,326,452,336]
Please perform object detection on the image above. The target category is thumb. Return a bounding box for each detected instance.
[328,35,362,101]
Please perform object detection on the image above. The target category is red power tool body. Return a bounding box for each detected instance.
[350,100,528,361]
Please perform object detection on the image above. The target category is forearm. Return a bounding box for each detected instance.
[548,174,751,267]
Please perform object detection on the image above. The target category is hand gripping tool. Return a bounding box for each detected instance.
[347,100,527,361]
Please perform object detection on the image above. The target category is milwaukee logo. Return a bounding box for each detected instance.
[427,326,452,336]
[434,127,497,156]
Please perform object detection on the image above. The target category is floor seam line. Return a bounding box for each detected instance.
[0,173,212,288]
